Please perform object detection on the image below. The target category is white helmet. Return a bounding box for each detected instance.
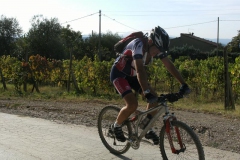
[150,26,170,52]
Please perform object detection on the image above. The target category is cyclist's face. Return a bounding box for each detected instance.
[149,45,161,57]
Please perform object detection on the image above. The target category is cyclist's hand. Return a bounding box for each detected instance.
[145,93,158,104]
[179,83,191,96]
[167,93,180,103]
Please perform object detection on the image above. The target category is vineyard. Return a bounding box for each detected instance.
[0,54,240,105]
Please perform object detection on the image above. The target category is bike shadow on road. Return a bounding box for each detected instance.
[111,154,131,160]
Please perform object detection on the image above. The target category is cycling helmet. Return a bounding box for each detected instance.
[150,26,170,52]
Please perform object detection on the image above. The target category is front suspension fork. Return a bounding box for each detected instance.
[164,113,185,154]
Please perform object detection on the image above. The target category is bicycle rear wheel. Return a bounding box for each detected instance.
[159,120,205,160]
[97,106,132,155]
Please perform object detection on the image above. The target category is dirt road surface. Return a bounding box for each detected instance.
[1,112,240,160]
[0,98,240,153]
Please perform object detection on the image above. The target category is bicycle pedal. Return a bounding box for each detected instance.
[145,132,157,139]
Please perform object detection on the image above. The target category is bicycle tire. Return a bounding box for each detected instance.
[97,106,132,155]
[159,120,205,160]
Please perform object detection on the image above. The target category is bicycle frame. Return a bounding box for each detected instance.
[128,100,168,139]
[127,100,184,154]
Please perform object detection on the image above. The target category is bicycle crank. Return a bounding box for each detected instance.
[129,135,140,149]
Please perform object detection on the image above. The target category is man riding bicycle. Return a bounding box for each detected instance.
[110,26,190,145]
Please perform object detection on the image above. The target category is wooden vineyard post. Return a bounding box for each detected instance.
[223,48,235,110]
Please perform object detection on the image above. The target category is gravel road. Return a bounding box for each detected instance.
[1,112,240,160]
[0,98,239,155]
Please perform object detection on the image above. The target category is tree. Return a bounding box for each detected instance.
[84,31,121,60]
[61,25,83,59]
[226,30,240,53]
[84,33,99,60]
[27,15,65,59]
[101,31,121,60]
[0,15,22,56]
[14,34,30,61]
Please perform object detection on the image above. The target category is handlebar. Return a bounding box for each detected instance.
[158,93,183,103]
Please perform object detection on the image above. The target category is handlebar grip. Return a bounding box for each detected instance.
[158,93,183,103]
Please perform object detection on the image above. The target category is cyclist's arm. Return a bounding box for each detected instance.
[134,59,149,92]
[161,56,186,85]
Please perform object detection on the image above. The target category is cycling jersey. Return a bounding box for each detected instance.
[113,38,150,77]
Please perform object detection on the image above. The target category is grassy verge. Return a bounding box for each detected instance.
[0,84,239,119]
[173,98,240,119]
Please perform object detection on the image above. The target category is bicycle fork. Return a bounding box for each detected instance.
[164,113,186,154]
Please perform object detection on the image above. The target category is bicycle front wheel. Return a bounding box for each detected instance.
[159,120,205,160]
[97,106,132,155]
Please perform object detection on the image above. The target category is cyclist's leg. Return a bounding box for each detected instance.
[112,77,138,142]
[113,77,138,125]
[111,70,139,124]
[116,93,138,124]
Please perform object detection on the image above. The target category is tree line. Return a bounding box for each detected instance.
[0,15,121,61]
[1,14,240,61]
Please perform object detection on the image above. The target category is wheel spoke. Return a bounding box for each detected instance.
[98,106,131,155]
[160,121,205,160]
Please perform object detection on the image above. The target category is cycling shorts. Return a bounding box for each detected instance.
[110,65,142,97]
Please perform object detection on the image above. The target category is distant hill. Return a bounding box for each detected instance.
[82,36,89,41]
[206,38,231,46]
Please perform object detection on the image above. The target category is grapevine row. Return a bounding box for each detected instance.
[0,55,239,102]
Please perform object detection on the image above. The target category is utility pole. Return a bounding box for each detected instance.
[217,17,219,56]
[98,10,101,61]
[23,34,28,92]
[67,47,73,92]
[223,47,235,110]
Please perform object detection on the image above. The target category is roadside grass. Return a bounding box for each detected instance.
[0,84,239,119]
[173,98,240,119]
[0,84,123,103]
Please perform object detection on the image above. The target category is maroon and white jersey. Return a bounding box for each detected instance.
[114,38,151,76]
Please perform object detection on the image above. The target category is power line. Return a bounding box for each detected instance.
[102,13,218,33]
[102,12,236,33]
[59,10,240,36]
[61,12,99,25]
[164,20,217,29]
[220,20,240,21]
[103,14,139,31]
[103,9,240,17]
[103,14,192,17]
[103,9,240,13]
[103,13,239,17]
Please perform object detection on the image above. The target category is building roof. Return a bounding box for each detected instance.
[180,33,218,47]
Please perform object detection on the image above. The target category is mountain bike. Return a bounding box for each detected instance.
[97,93,205,160]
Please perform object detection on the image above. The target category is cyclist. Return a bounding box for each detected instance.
[110,26,190,144]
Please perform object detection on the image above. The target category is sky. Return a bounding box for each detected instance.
[1,0,240,40]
